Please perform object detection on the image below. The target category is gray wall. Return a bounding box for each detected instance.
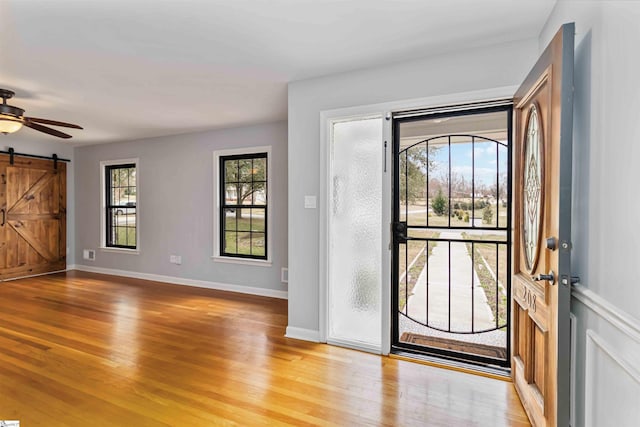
[287,38,539,334]
[74,121,288,293]
[1,137,75,265]
[541,2,640,426]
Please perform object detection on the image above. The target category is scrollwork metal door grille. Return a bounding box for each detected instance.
[391,105,512,367]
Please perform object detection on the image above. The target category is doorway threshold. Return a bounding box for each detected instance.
[390,349,511,381]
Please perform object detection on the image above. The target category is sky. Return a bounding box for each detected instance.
[427,139,509,191]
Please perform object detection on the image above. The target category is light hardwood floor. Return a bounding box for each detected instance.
[0,271,530,426]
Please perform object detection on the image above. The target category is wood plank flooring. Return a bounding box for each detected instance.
[0,271,530,426]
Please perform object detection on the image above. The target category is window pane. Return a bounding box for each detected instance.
[236,209,252,231]
[237,232,252,254]
[253,158,266,181]
[251,182,267,205]
[224,208,237,231]
[224,231,237,254]
[250,208,265,231]
[225,160,238,182]
[239,159,252,182]
[251,232,265,256]
[329,117,382,348]
[225,184,238,204]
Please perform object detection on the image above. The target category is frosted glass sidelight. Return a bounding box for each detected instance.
[329,117,383,349]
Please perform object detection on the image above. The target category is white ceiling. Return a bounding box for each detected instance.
[0,0,555,145]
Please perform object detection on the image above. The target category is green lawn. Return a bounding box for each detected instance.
[114,227,136,247]
[224,231,265,256]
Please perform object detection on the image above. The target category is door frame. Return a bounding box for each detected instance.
[318,86,517,354]
[390,103,513,367]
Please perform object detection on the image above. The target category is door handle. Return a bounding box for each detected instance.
[392,221,408,243]
[532,270,555,284]
[1,208,4,226]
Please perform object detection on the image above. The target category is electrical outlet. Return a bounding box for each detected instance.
[169,255,182,265]
[83,249,95,261]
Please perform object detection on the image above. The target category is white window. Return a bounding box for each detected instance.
[100,158,139,254]
[213,146,272,266]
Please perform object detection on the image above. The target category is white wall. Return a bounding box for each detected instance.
[73,121,288,297]
[287,38,539,336]
[541,2,640,426]
[1,137,75,265]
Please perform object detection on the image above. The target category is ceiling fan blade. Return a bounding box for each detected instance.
[23,121,73,139]
[24,116,83,129]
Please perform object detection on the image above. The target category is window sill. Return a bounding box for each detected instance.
[211,255,272,267]
[100,247,140,255]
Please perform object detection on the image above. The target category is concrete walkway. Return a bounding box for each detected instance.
[406,230,495,333]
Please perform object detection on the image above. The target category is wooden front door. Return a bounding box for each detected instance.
[0,155,67,280]
[511,23,574,427]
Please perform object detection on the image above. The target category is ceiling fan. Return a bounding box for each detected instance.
[0,88,82,139]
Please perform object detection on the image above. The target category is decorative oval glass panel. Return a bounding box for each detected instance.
[523,105,543,271]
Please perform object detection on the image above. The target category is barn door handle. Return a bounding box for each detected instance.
[1,209,5,226]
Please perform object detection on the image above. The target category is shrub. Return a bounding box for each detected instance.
[483,205,493,224]
[431,190,447,216]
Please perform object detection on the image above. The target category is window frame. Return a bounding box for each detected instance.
[100,158,140,254]
[212,146,272,266]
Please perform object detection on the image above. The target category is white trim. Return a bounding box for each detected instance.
[381,114,392,356]
[318,86,518,351]
[328,338,381,355]
[319,86,518,120]
[100,247,139,255]
[212,146,272,263]
[72,264,287,299]
[99,158,140,252]
[585,329,640,427]
[572,284,640,344]
[285,326,321,342]
[570,313,577,427]
[210,255,272,267]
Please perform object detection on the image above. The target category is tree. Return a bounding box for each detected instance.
[482,205,493,224]
[399,145,441,204]
[111,166,136,203]
[431,189,447,216]
[224,157,267,219]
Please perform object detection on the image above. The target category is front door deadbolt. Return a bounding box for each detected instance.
[546,236,557,251]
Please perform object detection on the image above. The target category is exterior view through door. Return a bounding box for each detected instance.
[392,22,575,427]
[392,105,512,368]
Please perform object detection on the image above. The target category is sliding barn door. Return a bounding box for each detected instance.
[512,23,574,427]
[0,155,67,280]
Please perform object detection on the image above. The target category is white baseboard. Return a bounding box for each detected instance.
[285,326,321,342]
[70,264,288,300]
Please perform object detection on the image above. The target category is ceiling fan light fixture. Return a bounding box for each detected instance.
[0,114,23,134]
[0,88,81,138]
